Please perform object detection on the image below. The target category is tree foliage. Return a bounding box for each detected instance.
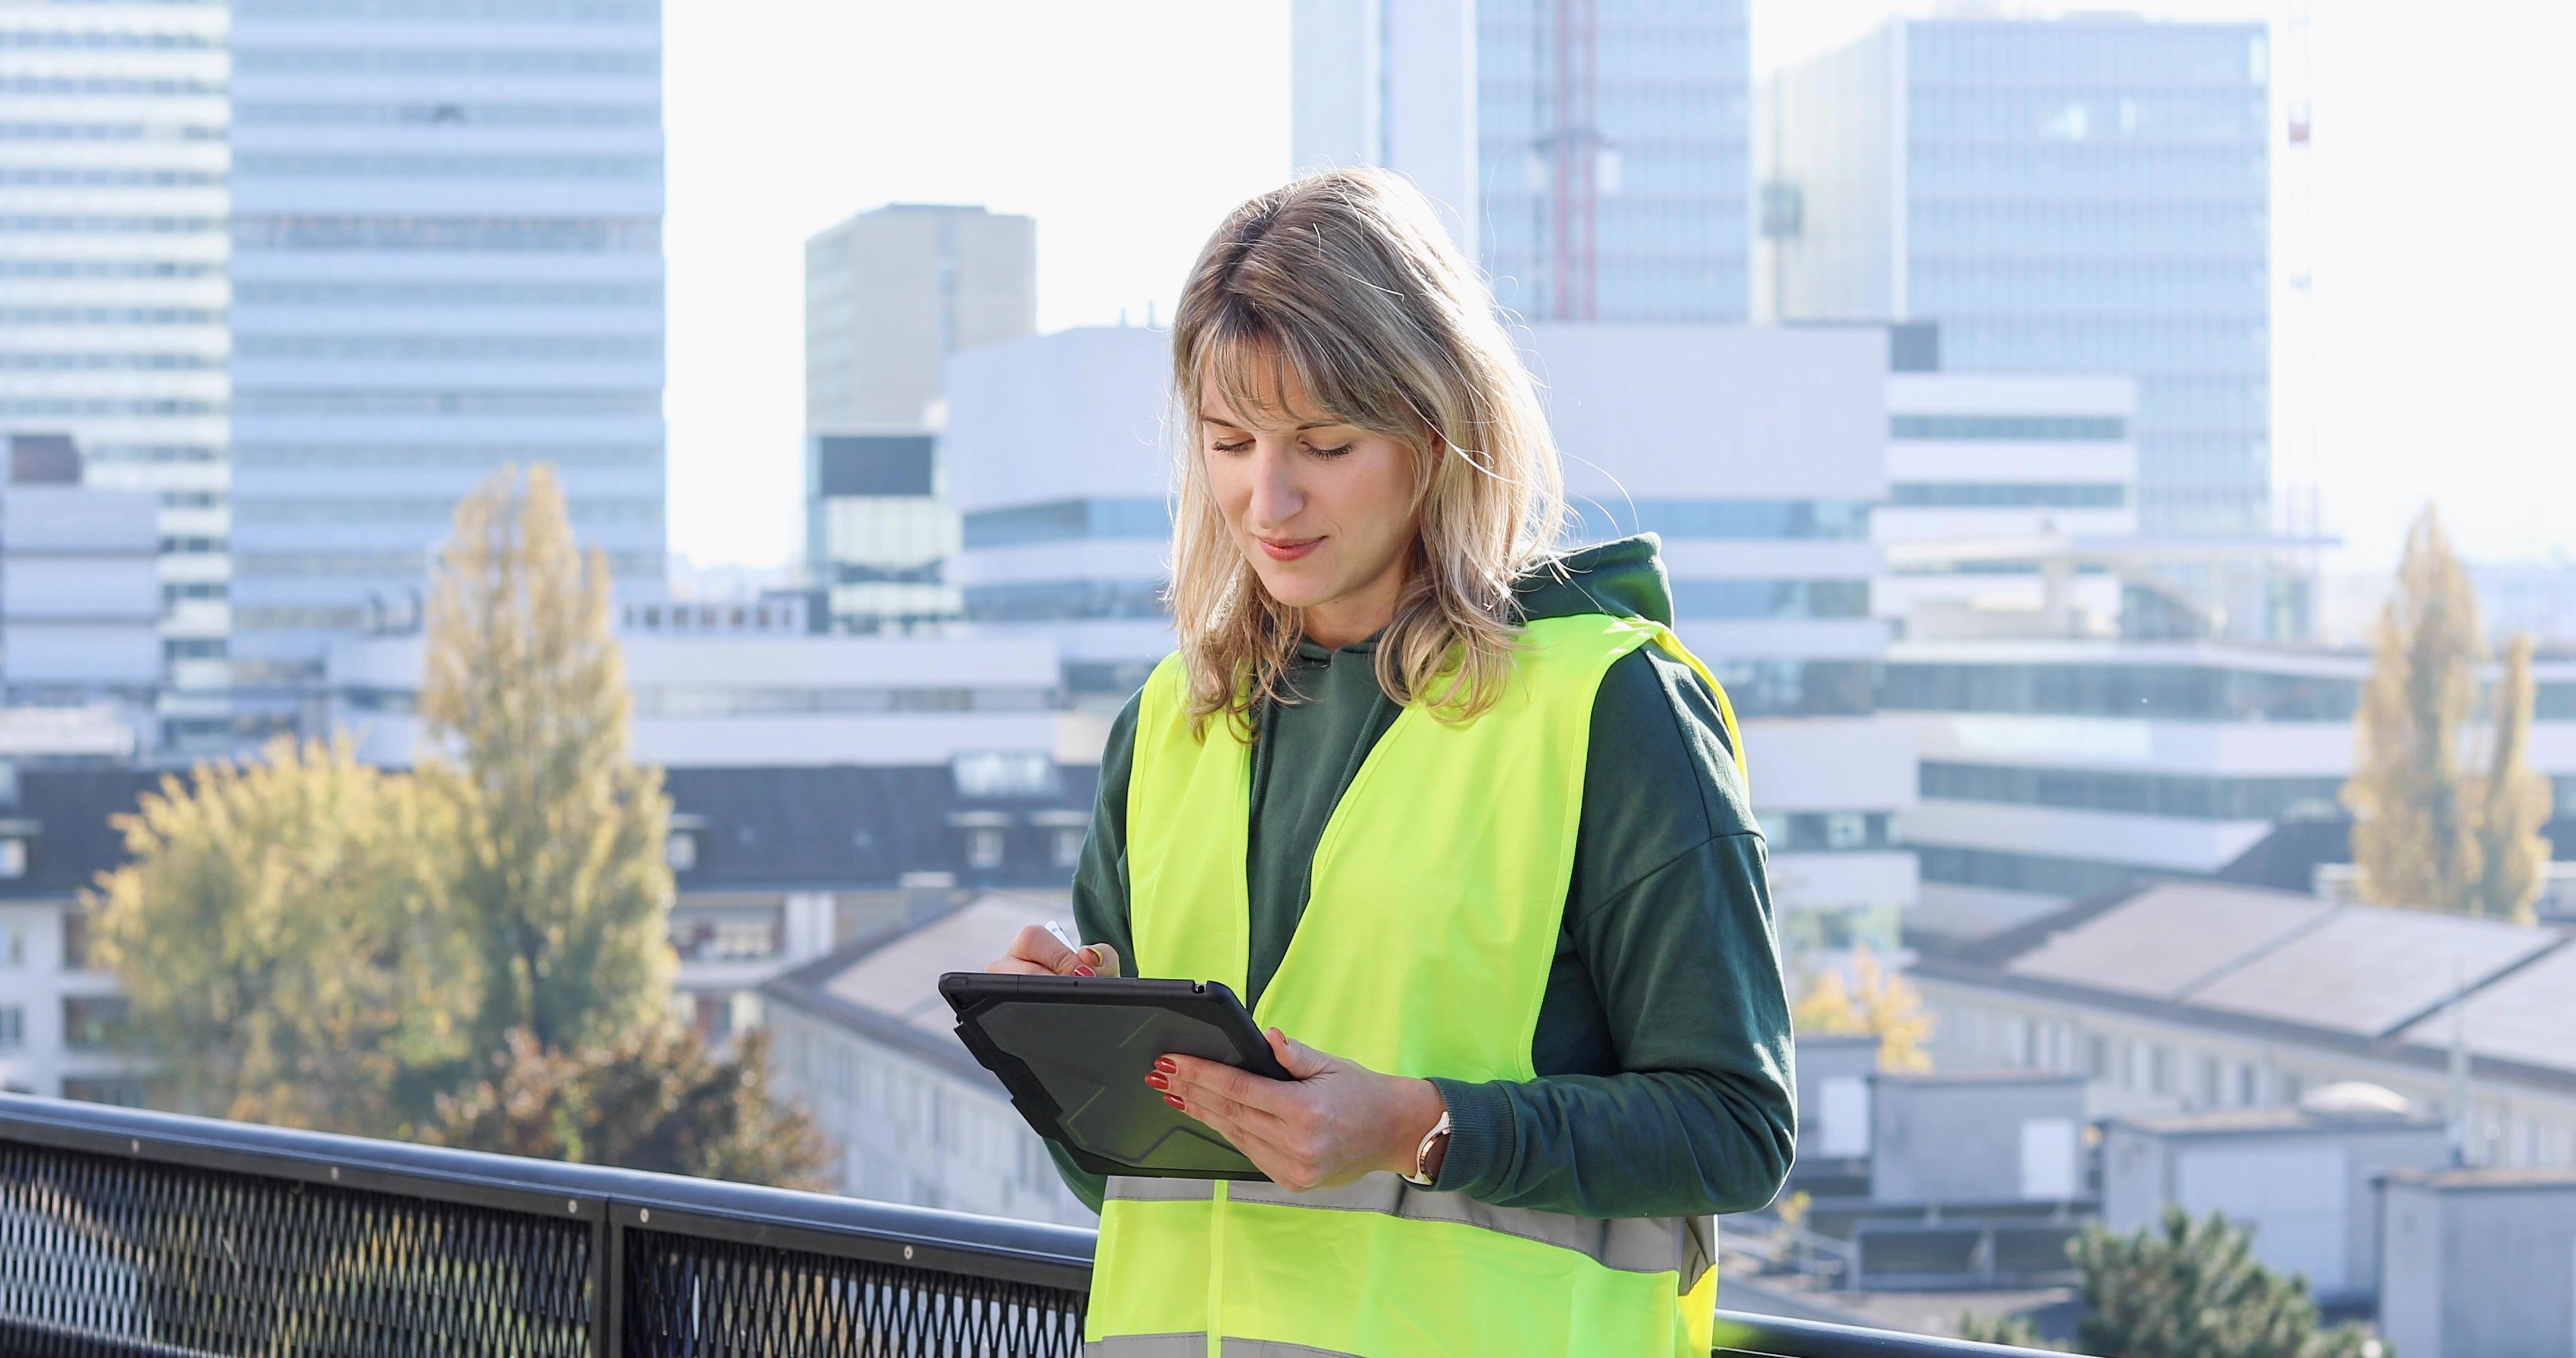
[2345,505,2553,922]
[1958,1207,2386,1358]
[428,1026,831,1190]
[86,737,476,1136]
[1790,944,1935,1071]
[419,463,675,1054]
[86,465,828,1191]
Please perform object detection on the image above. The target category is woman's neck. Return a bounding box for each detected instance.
[1299,553,1409,649]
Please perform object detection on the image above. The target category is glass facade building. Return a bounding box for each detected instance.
[225,0,665,702]
[0,0,234,745]
[1768,16,2271,538]
[1475,0,1751,322]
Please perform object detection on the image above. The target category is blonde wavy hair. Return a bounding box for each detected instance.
[1167,168,1567,737]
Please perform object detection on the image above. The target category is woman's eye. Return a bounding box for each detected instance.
[1211,438,1252,454]
[1307,443,1354,459]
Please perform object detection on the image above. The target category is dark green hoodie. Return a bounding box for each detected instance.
[1052,535,1797,1218]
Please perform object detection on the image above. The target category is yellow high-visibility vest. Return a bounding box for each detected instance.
[1089,612,1746,1357]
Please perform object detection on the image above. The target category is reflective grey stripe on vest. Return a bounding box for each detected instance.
[1101,1172,1714,1291]
[1085,1338,1366,1357]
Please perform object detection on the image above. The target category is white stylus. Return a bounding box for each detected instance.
[1043,919,1082,954]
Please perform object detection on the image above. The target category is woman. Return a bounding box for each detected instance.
[985,168,1794,1357]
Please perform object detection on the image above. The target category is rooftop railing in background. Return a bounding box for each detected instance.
[0,1095,2056,1357]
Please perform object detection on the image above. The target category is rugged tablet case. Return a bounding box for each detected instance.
[940,973,1292,1181]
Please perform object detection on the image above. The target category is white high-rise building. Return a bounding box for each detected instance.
[224,0,668,719]
[0,1,232,748]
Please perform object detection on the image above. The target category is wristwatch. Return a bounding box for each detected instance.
[1401,1110,1452,1186]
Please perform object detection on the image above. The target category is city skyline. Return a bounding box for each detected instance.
[662,0,2576,585]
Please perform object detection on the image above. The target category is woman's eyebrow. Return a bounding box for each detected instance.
[1199,408,1346,433]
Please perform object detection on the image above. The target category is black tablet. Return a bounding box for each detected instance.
[939,972,1293,1181]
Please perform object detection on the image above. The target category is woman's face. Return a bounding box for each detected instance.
[1200,364,1423,641]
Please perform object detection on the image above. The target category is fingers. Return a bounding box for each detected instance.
[1158,1057,1296,1144]
[1082,942,1123,978]
[1004,924,1085,976]
[1267,1027,1332,1079]
[1163,1052,1301,1120]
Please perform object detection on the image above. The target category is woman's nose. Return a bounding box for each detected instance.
[1244,445,1304,529]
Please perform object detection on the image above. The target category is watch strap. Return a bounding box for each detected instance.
[1401,1110,1452,1186]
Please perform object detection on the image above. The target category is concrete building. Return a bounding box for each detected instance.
[1869,1070,2085,1206]
[804,203,1034,431]
[1289,0,1477,257]
[1291,0,1752,321]
[0,766,162,1103]
[804,431,960,633]
[2378,1167,2576,1358]
[225,0,667,706]
[324,631,1072,772]
[1765,15,2271,541]
[2101,1088,2448,1305]
[1913,880,2576,1168]
[1884,640,2576,939]
[1874,372,2137,635]
[2,441,161,742]
[0,6,232,747]
[761,892,1095,1225]
[1797,1033,1880,1163]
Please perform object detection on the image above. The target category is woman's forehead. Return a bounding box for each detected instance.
[1198,351,1350,433]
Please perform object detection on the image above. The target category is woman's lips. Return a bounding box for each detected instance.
[1257,536,1322,562]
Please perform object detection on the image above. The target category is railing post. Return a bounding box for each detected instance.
[591,1208,623,1358]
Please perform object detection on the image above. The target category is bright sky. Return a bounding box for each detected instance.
[662,0,2576,578]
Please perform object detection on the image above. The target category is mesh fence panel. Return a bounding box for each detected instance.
[621,1229,1086,1358]
[0,1138,591,1358]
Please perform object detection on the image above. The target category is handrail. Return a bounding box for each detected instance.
[0,1093,2060,1357]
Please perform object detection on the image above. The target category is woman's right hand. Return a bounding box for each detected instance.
[985,925,1122,978]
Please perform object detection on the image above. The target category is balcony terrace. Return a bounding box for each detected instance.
[0,1094,2057,1357]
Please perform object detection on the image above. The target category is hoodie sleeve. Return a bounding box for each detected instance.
[1423,646,1799,1218]
[1039,692,1144,1215]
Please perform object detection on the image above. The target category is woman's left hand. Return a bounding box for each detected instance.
[1155,1028,1447,1193]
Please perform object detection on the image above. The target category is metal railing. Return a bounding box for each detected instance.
[1,1094,2055,1357]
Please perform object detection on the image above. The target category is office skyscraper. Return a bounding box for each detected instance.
[802,203,1031,632]
[1767,16,2271,538]
[225,0,667,708]
[1291,0,1753,322]
[0,0,233,746]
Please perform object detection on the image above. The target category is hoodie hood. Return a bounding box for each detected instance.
[1514,534,1674,627]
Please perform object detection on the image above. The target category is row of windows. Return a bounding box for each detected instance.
[0,123,225,141]
[231,214,658,253]
[231,388,659,415]
[234,153,661,182]
[165,581,225,602]
[1884,662,2364,721]
[234,334,661,362]
[1488,265,1748,324]
[233,548,658,580]
[964,580,1167,624]
[164,637,225,660]
[2,307,223,324]
[1910,143,2263,199]
[0,29,221,49]
[0,78,225,96]
[236,443,657,468]
[1911,258,2264,312]
[1670,578,1870,621]
[1909,89,2265,141]
[234,47,657,75]
[0,167,225,187]
[236,0,657,18]
[1890,414,2126,441]
[0,215,223,234]
[1915,842,2162,898]
[1936,315,2267,372]
[0,397,220,416]
[1920,761,2347,821]
[233,280,661,308]
[0,260,221,279]
[235,495,662,525]
[1907,202,2263,253]
[1767,811,1896,854]
[1907,25,2263,85]
[234,101,660,127]
[1705,658,1877,717]
[87,443,223,463]
[1887,482,2126,509]
[161,534,225,554]
[962,497,1170,549]
[0,351,222,370]
[1569,497,1871,541]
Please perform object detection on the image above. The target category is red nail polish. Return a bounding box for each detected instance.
[1153,1056,1177,1074]
[1163,1094,1187,1110]
[1071,966,1096,977]
[1145,1073,1169,1091]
